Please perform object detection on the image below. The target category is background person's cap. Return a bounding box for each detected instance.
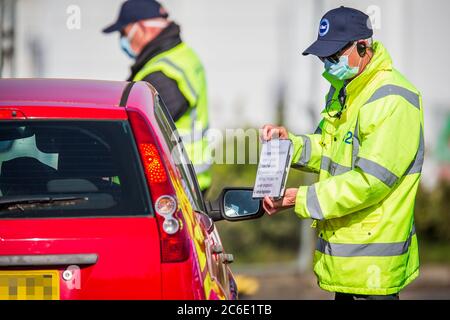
[302,6,373,57]
[102,0,169,33]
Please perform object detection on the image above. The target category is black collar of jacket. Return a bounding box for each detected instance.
[127,22,182,81]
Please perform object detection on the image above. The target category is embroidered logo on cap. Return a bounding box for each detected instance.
[319,18,329,36]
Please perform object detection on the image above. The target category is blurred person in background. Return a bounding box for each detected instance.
[261,6,424,300]
[103,0,211,193]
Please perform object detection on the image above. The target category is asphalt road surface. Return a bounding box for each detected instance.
[235,264,450,300]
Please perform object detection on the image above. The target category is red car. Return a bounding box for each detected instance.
[0,79,263,300]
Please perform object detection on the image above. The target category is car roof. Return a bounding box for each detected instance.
[0,78,130,108]
[0,78,159,122]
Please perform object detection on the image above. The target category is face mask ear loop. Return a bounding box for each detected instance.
[341,42,356,61]
[127,23,139,42]
[345,43,363,78]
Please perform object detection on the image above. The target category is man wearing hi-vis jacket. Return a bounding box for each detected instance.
[262,6,423,300]
[103,0,211,192]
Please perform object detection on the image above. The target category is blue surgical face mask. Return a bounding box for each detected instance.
[120,36,137,59]
[324,45,360,80]
[120,23,138,59]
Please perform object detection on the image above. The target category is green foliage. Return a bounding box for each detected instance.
[415,182,450,242]
[419,240,450,263]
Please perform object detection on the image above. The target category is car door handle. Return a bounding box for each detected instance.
[219,253,234,264]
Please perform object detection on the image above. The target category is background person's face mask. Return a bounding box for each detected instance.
[324,44,361,80]
[120,23,138,59]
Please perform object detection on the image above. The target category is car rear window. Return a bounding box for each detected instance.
[0,120,151,218]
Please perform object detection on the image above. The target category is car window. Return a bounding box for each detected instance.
[154,96,205,212]
[0,120,151,218]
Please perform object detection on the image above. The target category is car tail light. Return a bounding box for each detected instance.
[155,195,177,216]
[139,143,167,183]
[156,195,179,234]
[128,109,190,262]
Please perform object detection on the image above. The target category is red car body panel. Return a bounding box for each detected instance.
[0,79,234,300]
[0,217,162,299]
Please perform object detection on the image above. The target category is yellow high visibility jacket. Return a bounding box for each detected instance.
[289,41,423,295]
[134,42,212,191]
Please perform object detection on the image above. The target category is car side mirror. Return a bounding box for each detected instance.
[206,187,264,222]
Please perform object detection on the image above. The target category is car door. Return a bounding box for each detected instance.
[153,96,232,299]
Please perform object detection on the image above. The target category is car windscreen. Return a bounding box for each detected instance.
[0,120,151,218]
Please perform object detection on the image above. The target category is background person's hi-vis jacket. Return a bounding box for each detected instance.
[134,42,212,191]
[289,41,423,295]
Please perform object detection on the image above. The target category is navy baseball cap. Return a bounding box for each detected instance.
[302,6,373,57]
[102,0,169,33]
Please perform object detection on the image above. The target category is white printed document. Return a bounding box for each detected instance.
[253,139,293,199]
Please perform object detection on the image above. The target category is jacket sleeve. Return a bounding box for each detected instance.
[143,71,190,122]
[294,94,422,220]
[288,119,324,173]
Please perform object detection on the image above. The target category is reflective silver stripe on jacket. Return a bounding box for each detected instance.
[355,157,398,187]
[358,84,422,178]
[158,57,198,101]
[293,135,312,167]
[321,156,351,176]
[320,118,358,176]
[316,225,416,257]
[405,126,425,175]
[364,84,420,110]
[306,185,324,220]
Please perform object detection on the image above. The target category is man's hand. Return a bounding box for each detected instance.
[261,124,289,141]
[262,188,298,216]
